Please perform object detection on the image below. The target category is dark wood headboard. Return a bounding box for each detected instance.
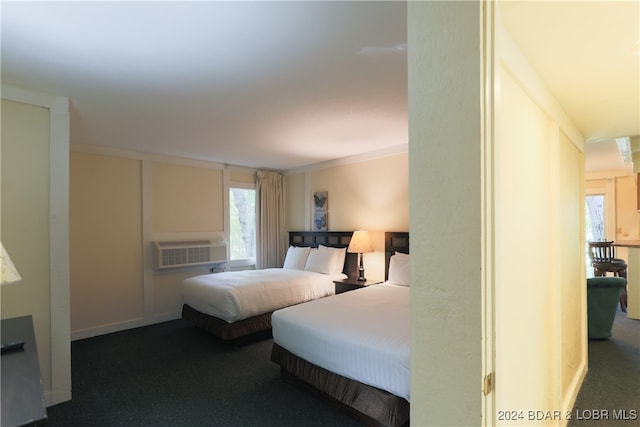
[385,232,409,280]
[288,231,357,279]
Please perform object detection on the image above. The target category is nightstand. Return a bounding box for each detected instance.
[334,278,382,294]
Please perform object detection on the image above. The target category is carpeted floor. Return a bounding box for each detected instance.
[46,320,360,427]
[569,309,640,427]
[47,309,638,426]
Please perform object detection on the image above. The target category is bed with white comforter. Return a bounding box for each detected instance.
[182,268,342,322]
[270,231,410,427]
[272,282,410,399]
[181,233,354,341]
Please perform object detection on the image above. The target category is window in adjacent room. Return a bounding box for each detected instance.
[585,194,605,278]
[229,185,256,264]
[585,180,615,278]
[585,195,605,242]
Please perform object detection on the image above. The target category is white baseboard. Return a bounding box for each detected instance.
[45,389,72,407]
[71,312,182,341]
[560,358,589,427]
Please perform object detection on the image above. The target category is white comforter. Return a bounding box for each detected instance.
[272,283,410,401]
[181,268,340,322]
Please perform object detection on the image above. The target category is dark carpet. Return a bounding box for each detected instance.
[47,309,639,426]
[569,309,640,427]
[46,320,360,427]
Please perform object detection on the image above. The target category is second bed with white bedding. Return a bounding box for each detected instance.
[181,268,342,323]
[272,282,410,401]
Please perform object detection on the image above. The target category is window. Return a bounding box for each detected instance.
[585,195,605,242]
[585,179,616,278]
[585,194,605,278]
[229,186,256,263]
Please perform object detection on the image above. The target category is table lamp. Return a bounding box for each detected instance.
[1,242,24,354]
[1,242,22,286]
[347,230,374,281]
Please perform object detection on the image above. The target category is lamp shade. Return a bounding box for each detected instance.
[347,230,374,253]
[1,242,22,286]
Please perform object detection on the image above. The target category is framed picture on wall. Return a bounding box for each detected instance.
[313,211,328,231]
[312,191,328,231]
[313,191,328,211]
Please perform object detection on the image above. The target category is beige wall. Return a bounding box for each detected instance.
[69,147,238,339]
[1,88,71,407]
[494,11,586,425]
[408,3,483,424]
[229,168,256,184]
[70,152,144,333]
[2,98,52,394]
[614,173,639,262]
[495,66,557,415]
[309,154,409,232]
[152,162,223,233]
[284,172,307,231]
[409,3,586,425]
[284,152,409,282]
[615,174,639,241]
[558,132,584,408]
[495,64,585,420]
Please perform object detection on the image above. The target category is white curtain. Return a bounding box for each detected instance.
[256,171,286,269]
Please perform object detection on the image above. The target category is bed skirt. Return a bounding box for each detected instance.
[181,304,272,341]
[271,343,409,427]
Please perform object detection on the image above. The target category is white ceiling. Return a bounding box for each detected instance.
[1,1,638,172]
[500,1,640,174]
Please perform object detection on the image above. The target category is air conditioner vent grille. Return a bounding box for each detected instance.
[187,247,211,264]
[154,240,226,269]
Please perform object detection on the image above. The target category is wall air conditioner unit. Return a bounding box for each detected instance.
[154,240,227,269]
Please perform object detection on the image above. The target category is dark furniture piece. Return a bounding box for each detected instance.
[588,241,628,312]
[182,231,357,341]
[1,315,47,427]
[272,231,410,427]
[334,277,382,294]
[587,276,627,339]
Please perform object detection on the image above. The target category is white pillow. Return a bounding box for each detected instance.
[283,246,311,270]
[304,248,335,274]
[388,252,410,286]
[318,245,347,275]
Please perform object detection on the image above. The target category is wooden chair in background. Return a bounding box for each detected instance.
[588,241,628,312]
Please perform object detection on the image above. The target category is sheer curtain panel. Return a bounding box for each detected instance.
[256,171,286,269]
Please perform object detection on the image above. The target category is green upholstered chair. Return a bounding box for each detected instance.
[587,276,627,339]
